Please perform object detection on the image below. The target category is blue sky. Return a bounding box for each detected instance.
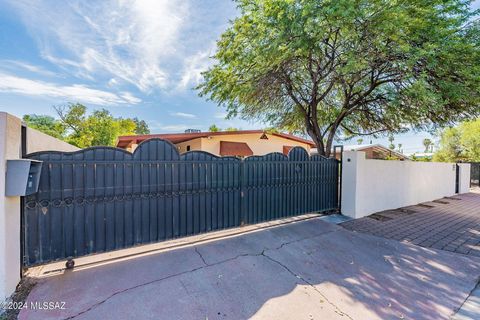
[0,0,479,154]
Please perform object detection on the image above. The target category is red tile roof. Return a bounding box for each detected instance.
[116,130,315,148]
[219,141,253,157]
[282,145,294,155]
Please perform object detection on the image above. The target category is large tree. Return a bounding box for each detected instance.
[54,104,137,148]
[24,104,150,148]
[198,0,480,156]
[132,117,150,135]
[433,118,480,162]
[23,114,66,139]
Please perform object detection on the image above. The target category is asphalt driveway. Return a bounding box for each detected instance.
[20,217,480,320]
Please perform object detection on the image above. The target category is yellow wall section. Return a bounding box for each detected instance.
[181,133,311,156]
[128,133,311,156]
[176,138,203,154]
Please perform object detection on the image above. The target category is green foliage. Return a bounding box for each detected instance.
[225,127,239,131]
[132,117,150,135]
[384,154,400,161]
[54,104,139,148]
[209,124,220,132]
[411,154,432,162]
[198,0,480,156]
[388,134,395,150]
[24,103,150,148]
[22,114,65,139]
[433,118,480,162]
[264,127,280,134]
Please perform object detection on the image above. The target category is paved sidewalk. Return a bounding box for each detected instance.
[341,193,480,256]
[19,217,480,320]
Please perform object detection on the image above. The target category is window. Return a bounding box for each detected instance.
[186,145,191,151]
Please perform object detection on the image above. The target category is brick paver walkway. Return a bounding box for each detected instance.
[341,192,480,257]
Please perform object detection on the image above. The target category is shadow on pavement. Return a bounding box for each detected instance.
[19,218,480,320]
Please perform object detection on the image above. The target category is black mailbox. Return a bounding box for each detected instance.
[5,159,43,196]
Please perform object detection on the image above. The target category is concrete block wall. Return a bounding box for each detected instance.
[341,151,471,219]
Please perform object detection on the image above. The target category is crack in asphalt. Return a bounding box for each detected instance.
[450,276,480,319]
[194,246,208,266]
[261,251,354,320]
[64,230,339,319]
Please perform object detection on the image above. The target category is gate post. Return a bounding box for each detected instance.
[0,112,22,303]
[457,163,471,194]
[333,145,343,211]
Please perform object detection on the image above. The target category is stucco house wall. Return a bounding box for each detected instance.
[184,133,311,156]
[176,137,203,154]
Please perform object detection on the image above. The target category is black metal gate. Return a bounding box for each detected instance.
[23,139,339,266]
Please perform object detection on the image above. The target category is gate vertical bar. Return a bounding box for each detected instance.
[333,145,343,211]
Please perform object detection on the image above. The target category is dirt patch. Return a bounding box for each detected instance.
[398,208,416,215]
[368,213,393,222]
[433,199,449,204]
[417,203,435,208]
[444,196,462,201]
[1,277,37,320]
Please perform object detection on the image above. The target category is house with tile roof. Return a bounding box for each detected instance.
[116,130,315,157]
[320,144,409,160]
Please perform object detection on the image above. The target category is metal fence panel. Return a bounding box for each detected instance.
[23,139,339,266]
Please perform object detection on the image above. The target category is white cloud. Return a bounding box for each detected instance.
[0,72,141,106]
[120,92,142,104]
[1,60,59,77]
[6,0,189,92]
[108,78,119,87]
[170,112,197,119]
[178,46,215,90]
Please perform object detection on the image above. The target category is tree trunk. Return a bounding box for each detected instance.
[306,128,326,157]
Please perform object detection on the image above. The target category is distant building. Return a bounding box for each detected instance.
[311,144,410,160]
[116,130,315,157]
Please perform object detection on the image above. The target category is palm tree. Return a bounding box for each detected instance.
[388,134,395,150]
[423,138,432,153]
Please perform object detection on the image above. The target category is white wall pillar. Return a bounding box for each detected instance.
[458,163,471,194]
[0,112,21,302]
[340,151,365,219]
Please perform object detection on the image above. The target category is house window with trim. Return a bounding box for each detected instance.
[186,145,191,151]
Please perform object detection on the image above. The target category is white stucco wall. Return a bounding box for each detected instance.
[0,112,22,304]
[341,151,469,219]
[27,127,79,153]
[0,112,79,303]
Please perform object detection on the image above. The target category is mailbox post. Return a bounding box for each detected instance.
[5,159,42,196]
